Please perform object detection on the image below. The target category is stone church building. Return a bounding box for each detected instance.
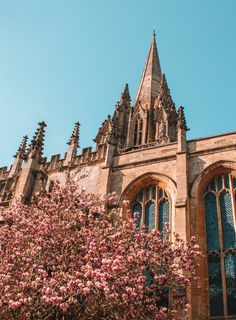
[0,33,236,319]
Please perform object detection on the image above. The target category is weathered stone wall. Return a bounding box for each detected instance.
[47,162,107,195]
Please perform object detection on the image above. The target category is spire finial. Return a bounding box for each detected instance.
[64,122,80,165]
[120,83,131,105]
[177,106,189,131]
[67,122,80,148]
[14,135,28,159]
[27,121,47,160]
[153,27,156,38]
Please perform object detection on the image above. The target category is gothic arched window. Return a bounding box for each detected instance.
[132,184,170,232]
[203,174,236,317]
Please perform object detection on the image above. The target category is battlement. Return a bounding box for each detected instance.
[43,144,107,172]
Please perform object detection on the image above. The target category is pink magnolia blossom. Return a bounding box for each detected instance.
[0,179,200,320]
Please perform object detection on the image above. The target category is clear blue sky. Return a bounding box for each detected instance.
[0,0,235,167]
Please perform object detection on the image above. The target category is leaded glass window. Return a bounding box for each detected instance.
[159,200,169,233]
[132,184,170,232]
[203,174,236,317]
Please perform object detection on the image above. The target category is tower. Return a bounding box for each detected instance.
[125,32,178,149]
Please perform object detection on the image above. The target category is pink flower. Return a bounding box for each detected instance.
[59,302,69,312]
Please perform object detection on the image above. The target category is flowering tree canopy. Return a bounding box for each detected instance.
[0,180,200,320]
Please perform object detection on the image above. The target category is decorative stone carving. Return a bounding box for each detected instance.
[27,121,47,161]
[177,106,189,131]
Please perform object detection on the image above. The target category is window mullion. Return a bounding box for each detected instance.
[141,188,145,225]
[216,179,228,318]
[229,174,236,240]
[156,200,159,230]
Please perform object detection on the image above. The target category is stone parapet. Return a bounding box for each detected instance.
[42,144,107,172]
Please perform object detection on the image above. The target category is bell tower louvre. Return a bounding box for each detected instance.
[1,33,236,319]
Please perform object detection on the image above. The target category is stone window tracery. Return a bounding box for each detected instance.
[132,184,170,231]
[203,174,236,317]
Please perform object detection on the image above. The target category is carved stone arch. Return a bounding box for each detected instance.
[190,160,236,242]
[132,102,145,119]
[119,172,177,222]
[190,160,236,199]
[130,110,145,146]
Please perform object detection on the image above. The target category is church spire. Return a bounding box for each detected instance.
[27,121,47,161]
[134,31,162,106]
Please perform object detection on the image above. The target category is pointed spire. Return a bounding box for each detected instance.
[64,122,80,166]
[14,135,28,159]
[134,32,162,106]
[177,106,189,131]
[120,83,131,104]
[67,122,80,148]
[27,121,47,160]
[9,135,28,177]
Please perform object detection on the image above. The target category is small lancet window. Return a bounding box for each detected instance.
[139,120,143,145]
[133,117,143,146]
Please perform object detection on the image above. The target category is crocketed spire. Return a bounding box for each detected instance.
[67,122,80,148]
[14,135,28,159]
[120,83,131,105]
[9,135,29,177]
[177,106,189,131]
[27,121,47,160]
[64,122,80,166]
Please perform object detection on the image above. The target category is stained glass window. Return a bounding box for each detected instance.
[145,202,156,231]
[132,184,169,233]
[225,253,236,315]
[220,192,236,249]
[159,200,169,233]
[208,255,224,317]
[204,174,236,317]
[145,187,150,201]
[152,186,156,200]
[225,175,230,189]
[204,193,220,251]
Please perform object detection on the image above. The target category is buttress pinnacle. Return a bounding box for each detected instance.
[177,106,189,131]
[27,121,47,160]
[67,122,80,148]
[14,135,28,159]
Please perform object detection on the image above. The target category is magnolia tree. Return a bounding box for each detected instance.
[0,179,200,320]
